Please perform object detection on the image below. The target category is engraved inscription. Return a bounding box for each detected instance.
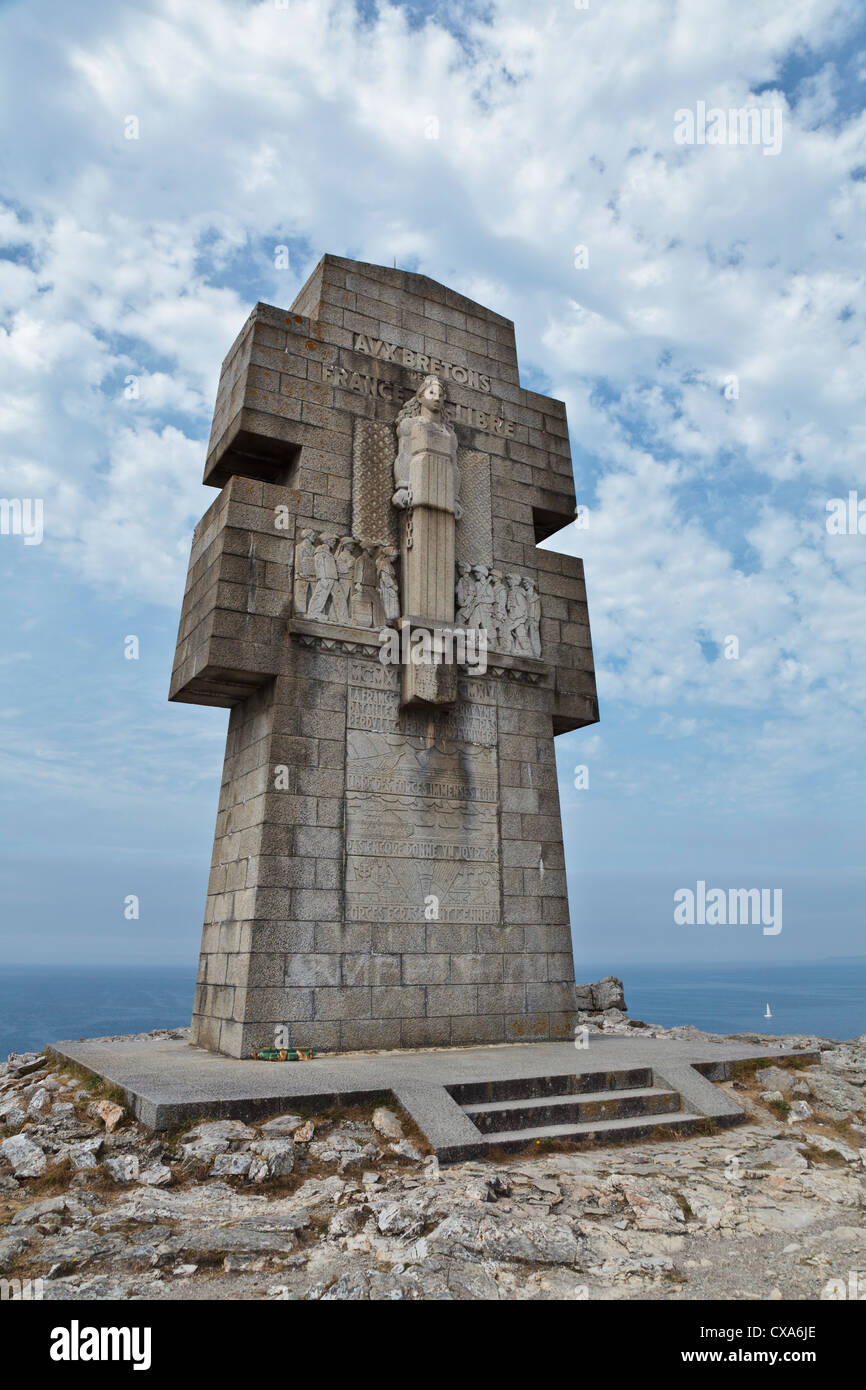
[350,335,492,393]
[457,677,499,704]
[344,685,501,925]
[348,658,399,690]
[347,686,496,746]
[345,859,501,923]
[346,792,498,861]
[346,730,497,802]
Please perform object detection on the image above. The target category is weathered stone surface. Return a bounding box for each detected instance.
[372,1107,403,1140]
[182,1120,256,1143]
[8,1053,47,1078]
[40,1231,124,1276]
[11,1194,91,1227]
[27,1087,51,1116]
[249,1139,295,1177]
[212,1153,253,1178]
[46,1101,76,1127]
[260,1114,304,1137]
[756,1065,798,1094]
[786,1099,814,1123]
[154,1225,299,1265]
[390,1139,423,1164]
[574,976,626,1012]
[1,1134,47,1177]
[0,1233,30,1270]
[802,1069,865,1117]
[179,1139,229,1176]
[610,1177,686,1231]
[88,1100,126,1133]
[104,1155,140,1184]
[309,1136,369,1171]
[801,1134,860,1163]
[68,1137,103,1170]
[138,1163,172,1187]
[427,1209,584,1266]
[749,1140,809,1172]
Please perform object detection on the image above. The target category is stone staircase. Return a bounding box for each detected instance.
[446,1065,709,1155]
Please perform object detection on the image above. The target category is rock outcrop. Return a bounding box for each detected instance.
[574,975,627,1013]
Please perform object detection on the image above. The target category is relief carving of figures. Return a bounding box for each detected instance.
[455,566,542,658]
[293,528,399,631]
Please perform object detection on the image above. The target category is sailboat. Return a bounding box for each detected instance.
[764,1004,773,1019]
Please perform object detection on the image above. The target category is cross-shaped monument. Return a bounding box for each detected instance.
[170,255,598,1057]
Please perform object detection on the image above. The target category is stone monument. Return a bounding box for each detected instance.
[170,255,598,1057]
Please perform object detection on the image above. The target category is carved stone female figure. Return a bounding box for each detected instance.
[351,541,384,628]
[392,374,461,520]
[456,561,475,627]
[376,546,400,624]
[392,375,461,629]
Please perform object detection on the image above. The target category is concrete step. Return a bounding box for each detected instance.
[464,1085,681,1134]
[476,1109,703,1155]
[446,1066,654,1107]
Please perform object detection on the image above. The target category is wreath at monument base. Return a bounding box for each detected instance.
[250,1047,318,1062]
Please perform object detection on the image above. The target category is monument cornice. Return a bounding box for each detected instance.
[287,616,550,683]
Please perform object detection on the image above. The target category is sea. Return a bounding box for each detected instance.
[0,960,864,1058]
[617,961,865,1042]
[0,966,196,1058]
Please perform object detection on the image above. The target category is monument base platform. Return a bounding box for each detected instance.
[49,1035,817,1163]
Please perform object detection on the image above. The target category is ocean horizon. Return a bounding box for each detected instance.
[0,959,863,1057]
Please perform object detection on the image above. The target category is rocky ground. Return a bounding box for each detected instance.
[1,1017,865,1301]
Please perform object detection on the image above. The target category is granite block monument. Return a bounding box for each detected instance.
[170,255,598,1057]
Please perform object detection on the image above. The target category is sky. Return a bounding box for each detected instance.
[0,0,864,976]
